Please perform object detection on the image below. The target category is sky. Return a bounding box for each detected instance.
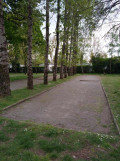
[93,13,120,56]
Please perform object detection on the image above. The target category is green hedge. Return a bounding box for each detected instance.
[9,67,45,73]
[77,65,92,73]
[91,56,120,73]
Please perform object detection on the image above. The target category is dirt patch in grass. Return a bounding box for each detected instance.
[63,146,95,160]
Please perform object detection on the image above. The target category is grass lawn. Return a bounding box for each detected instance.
[0,117,120,161]
[0,74,120,161]
[101,74,120,131]
[10,73,44,82]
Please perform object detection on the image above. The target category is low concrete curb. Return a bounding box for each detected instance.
[100,80,120,136]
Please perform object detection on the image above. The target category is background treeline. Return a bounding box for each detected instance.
[9,56,120,74]
[91,56,120,74]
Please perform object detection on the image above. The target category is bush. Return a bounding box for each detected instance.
[9,67,45,73]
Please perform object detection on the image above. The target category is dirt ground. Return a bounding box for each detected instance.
[2,75,116,135]
[10,75,54,91]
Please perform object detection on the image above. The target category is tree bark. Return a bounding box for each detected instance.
[73,20,79,75]
[0,0,11,97]
[44,0,49,85]
[60,0,67,79]
[27,0,33,89]
[60,42,65,79]
[53,0,60,81]
[73,27,77,75]
[64,37,68,78]
[68,27,73,76]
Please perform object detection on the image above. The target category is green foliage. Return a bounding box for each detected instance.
[91,56,120,73]
[77,65,92,73]
[4,0,45,66]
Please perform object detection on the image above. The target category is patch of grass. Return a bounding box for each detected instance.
[0,145,43,161]
[15,130,36,149]
[2,119,27,133]
[92,145,120,161]
[48,152,59,159]
[0,131,9,142]
[10,73,44,82]
[102,125,108,128]
[42,126,63,137]
[62,154,74,161]
[0,117,119,161]
[0,75,76,110]
[63,132,88,151]
[101,74,120,129]
[39,139,66,153]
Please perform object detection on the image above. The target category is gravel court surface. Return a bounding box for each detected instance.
[3,75,116,135]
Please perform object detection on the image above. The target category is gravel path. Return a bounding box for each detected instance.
[10,75,54,91]
[3,75,116,135]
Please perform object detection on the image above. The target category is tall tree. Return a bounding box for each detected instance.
[27,0,33,89]
[4,0,44,75]
[44,0,49,84]
[0,0,11,96]
[68,24,73,76]
[60,0,67,79]
[53,0,60,81]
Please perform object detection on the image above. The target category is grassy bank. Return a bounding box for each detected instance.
[101,75,120,130]
[10,73,44,82]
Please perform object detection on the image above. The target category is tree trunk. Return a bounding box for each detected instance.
[73,33,77,75]
[110,58,112,74]
[60,0,67,79]
[0,0,11,97]
[24,60,27,74]
[71,66,73,75]
[80,52,84,73]
[73,20,78,75]
[60,43,65,79]
[44,0,49,85]
[64,38,68,78]
[68,29,73,76]
[53,0,60,81]
[27,0,33,89]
